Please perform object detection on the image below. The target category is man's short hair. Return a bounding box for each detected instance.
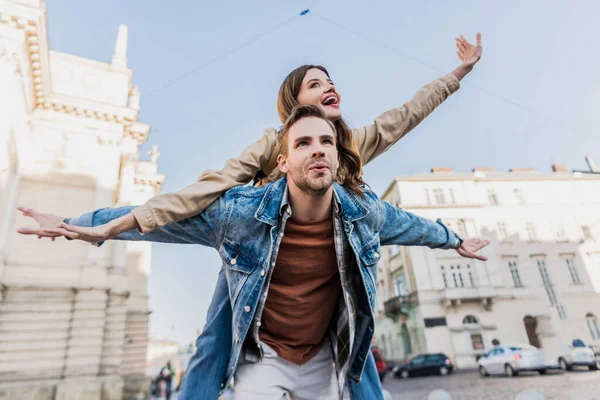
[278,104,336,156]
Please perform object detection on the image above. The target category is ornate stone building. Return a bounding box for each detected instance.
[0,0,164,398]
[375,160,600,369]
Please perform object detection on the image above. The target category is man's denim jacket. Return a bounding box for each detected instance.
[69,177,461,397]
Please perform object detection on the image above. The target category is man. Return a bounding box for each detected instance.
[19,105,489,399]
[159,360,176,400]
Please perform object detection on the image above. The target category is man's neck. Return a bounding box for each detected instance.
[287,184,333,222]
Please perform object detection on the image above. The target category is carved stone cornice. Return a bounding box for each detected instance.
[0,9,148,144]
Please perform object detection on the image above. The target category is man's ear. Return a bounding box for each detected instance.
[277,154,289,174]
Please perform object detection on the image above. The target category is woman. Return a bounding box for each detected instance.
[51,34,482,242]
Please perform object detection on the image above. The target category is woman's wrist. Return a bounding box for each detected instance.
[451,64,474,81]
[108,213,138,237]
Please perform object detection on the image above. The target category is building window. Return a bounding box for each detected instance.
[451,265,459,287]
[587,313,600,340]
[471,333,485,350]
[448,188,457,204]
[467,265,475,287]
[433,188,446,204]
[507,260,523,287]
[564,257,582,284]
[443,264,474,288]
[497,222,508,241]
[526,223,538,241]
[514,188,525,204]
[441,266,448,288]
[456,220,467,238]
[536,258,566,319]
[582,225,594,240]
[488,189,498,205]
[424,189,431,205]
[393,272,409,297]
[536,258,557,306]
[463,315,479,326]
[447,220,468,238]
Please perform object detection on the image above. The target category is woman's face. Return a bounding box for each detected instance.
[296,68,342,120]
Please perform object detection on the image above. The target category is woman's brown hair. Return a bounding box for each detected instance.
[277,65,365,196]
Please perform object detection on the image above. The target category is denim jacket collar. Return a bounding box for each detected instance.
[254,177,369,226]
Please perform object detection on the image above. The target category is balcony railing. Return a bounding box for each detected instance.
[439,286,496,301]
[384,293,418,317]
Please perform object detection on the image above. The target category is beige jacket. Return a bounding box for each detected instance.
[131,73,460,234]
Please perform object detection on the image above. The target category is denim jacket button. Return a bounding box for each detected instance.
[231,258,237,265]
[260,269,265,276]
[244,306,250,312]
[257,321,261,327]
[374,252,380,259]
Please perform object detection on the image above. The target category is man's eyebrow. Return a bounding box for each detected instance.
[293,135,312,143]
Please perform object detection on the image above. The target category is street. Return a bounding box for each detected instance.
[381,368,600,400]
[154,368,600,400]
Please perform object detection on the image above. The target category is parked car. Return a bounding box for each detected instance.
[478,344,546,377]
[371,347,388,382]
[558,339,599,371]
[393,353,453,379]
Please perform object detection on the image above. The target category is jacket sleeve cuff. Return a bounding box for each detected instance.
[440,73,461,94]
[131,206,157,235]
[436,218,462,249]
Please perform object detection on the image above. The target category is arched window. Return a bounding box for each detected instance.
[463,315,479,326]
[586,313,600,340]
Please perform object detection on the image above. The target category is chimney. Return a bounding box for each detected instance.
[473,167,495,173]
[552,164,568,173]
[431,167,453,173]
[509,168,536,173]
[586,156,598,172]
[112,25,128,68]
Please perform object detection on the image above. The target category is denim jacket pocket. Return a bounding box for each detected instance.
[219,240,258,305]
[358,237,381,309]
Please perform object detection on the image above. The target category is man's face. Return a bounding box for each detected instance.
[277,117,339,196]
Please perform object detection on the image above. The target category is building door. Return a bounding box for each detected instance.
[523,316,541,348]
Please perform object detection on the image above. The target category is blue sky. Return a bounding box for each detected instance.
[46,0,600,345]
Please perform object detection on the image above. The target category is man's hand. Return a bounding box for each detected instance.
[456,238,490,261]
[17,208,137,245]
[456,32,482,68]
[16,207,65,241]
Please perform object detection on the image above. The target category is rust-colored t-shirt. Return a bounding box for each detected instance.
[259,215,341,365]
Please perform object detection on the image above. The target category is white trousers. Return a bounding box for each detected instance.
[233,341,339,400]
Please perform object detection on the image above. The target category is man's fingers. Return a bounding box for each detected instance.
[455,38,467,52]
[476,32,482,46]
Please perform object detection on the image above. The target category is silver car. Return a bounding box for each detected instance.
[557,339,599,371]
[478,344,547,377]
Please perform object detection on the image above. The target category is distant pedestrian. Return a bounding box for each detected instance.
[159,360,176,400]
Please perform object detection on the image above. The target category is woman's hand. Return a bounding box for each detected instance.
[456,32,482,68]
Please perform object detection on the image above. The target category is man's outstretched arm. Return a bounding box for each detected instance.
[377,200,489,260]
[17,197,227,248]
